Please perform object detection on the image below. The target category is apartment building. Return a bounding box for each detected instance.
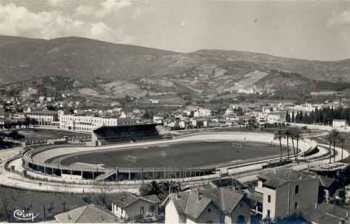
[25,111,59,126]
[59,113,118,132]
[255,168,319,221]
[163,184,251,224]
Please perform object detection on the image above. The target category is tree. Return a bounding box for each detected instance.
[284,128,292,159]
[289,127,302,160]
[327,129,340,163]
[338,133,346,161]
[274,129,285,161]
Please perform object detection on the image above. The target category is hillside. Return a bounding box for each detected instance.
[0,35,350,104]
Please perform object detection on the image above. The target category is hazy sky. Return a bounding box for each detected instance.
[0,0,350,61]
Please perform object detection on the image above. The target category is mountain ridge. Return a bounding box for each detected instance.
[0,35,349,103]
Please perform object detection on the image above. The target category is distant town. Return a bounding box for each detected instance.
[0,90,350,223]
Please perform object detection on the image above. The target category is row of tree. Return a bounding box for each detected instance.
[274,127,347,163]
[274,127,302,161]
[286,106,350,125]
[327,129,347,163]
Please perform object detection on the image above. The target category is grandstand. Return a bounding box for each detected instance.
[91,124,161,146]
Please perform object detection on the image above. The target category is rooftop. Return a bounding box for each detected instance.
[108,192,160,209]
[165,185,245,221]
[54,204,118,223]
[258,168,316,189]
[310,162,349,172]
[303,203,350,224]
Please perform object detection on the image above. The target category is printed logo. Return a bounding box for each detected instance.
[13,209,39,221]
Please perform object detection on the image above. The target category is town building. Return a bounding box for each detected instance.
[193,107,211,118]
[110,192,160,221]
[25,111,59,126]
[153,116,164,124]
[302,203,350,224]
[266,112,286,124]
[59,113,118,132]
[255,168,319,221]
[184,106,211,118]
[332,119,348,129]
[163,185,251,224]
[54,204,118,223]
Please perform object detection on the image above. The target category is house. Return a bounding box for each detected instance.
[255,168,319,221]
[193,108,211,118]
[153,116,164,124]
[163,185,251,224]
[302,203,350,224]
[318,176,340,203]
[333,119,348,129]
[110,192,160,221]
[54,204,118,223]
[150,99,160,104]
[266,112,286,124]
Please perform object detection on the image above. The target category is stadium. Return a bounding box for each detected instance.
[20,124,316,184]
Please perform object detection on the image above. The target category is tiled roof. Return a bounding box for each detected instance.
[258,168,316,189]
[302,204,350,224]
[54,204,118,223]
[168,185,245,221]
[108,192,159,209]
[108,192,139,208]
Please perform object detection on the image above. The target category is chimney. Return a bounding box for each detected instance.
[197,190,203,200]
[176,192,181,199]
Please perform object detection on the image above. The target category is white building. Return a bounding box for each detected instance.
[25,111,58,126]
[163,185,251,224]
[290,103,319,113]
[153,116,164,124]
[193,108,211,118]
[255,169,319,221]
[266,112,286,124]
[111,192,160,221]
[59,113,118,132]
[332,119,348,129]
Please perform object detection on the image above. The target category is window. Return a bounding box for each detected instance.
[207,208,212,213]
[267,209,271,217]
[294,202,298,209]
[295,185,299,194]
[267,195,271,203]
[140,206,144,215]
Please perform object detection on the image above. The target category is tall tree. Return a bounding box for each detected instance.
[338,133,346,161]
[289,127,302,160]
[284,128,292,159]
[327,129,340,163]
[274,129,285,161]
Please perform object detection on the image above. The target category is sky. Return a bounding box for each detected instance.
[0,0,350,61]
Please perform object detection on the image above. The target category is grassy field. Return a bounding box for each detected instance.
[59,141,280,168]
